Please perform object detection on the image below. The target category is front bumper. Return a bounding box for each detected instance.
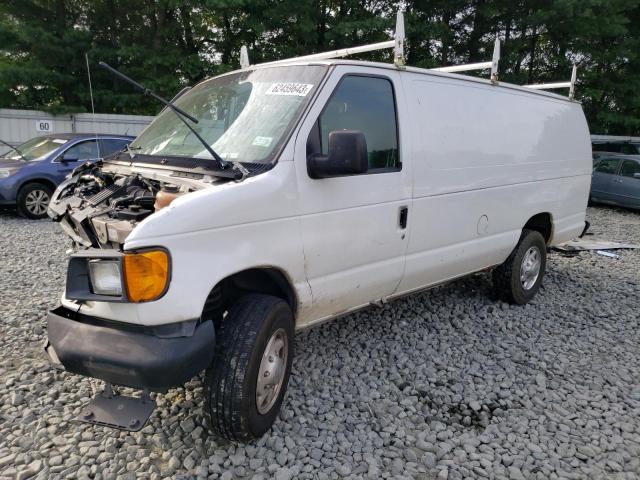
[45,306,215,391]
[0,177,19,204]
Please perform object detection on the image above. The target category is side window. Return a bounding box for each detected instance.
[63,140,99,161]
[100,139,131,156]
[620,160,640,179]
[594,158,620,174]
[316,75,399,171]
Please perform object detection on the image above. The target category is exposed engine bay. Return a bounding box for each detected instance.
[48,161,220,249]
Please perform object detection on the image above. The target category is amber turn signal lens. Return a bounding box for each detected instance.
[123,250,170,302]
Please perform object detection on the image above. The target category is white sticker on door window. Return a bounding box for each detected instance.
[266,83,313,96]
[252,136,273,147]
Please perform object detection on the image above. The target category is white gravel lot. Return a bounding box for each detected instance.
[0,206,639,480]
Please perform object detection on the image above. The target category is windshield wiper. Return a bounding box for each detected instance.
[98,62,248,180]
[0,138,26,161]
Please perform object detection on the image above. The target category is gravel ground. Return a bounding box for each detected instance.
[0,206,639,480]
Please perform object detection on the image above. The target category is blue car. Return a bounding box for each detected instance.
[0,133,133,218]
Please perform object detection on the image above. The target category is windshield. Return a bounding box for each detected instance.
[130,65,327,165]
[5,137,68,161]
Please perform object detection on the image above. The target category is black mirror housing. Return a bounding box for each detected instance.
[308,130,368,179]
[61,155,79,163]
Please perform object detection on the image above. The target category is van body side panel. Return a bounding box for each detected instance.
[67,161,312,327]
[396,73,591,294]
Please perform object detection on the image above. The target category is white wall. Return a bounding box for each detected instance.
[0,109,153,154]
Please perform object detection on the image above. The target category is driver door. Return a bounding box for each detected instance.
[294,67,412,323]
[55,140,100,180]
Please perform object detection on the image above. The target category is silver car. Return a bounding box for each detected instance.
[591,155,640,209]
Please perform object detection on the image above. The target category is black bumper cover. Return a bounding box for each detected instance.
[46,307,215,391]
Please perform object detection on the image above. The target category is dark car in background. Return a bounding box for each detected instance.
[590,155,640,210]
[0,133,133,218]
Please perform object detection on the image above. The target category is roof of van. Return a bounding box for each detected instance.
[243,58,577,104]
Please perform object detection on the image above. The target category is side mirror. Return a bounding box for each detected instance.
[308,130,368,179]
[60,154,79,163]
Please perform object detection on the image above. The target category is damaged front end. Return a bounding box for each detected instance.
[45,159,222,430]
[48,160,220,249]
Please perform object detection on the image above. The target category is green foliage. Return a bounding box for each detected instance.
[0,0,639,133]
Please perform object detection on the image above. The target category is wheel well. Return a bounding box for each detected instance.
[201,268,297,328]
[18,179,57,195]
[523,212,553,244]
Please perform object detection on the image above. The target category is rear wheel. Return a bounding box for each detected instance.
[17,182,53,219]
[204,294,294,440]
[492,229,547,305]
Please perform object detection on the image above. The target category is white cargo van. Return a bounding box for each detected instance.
[44,26,591,439]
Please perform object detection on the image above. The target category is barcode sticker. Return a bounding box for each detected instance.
[252,136,273,147]
[266,83,314,96]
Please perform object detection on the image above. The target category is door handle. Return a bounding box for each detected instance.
[399,206,408,229]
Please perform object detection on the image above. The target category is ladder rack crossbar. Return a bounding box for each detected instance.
[430,38,500,83]
[242,10,405,69]
[432,61,493,73]
[524,82,572,90]
[523,65,578,99]
[255,40,396,68]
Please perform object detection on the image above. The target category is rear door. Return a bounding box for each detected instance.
[613,159,640,208]
[591,157,621,203]
[294,67,412,322]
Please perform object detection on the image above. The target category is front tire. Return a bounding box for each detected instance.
[204,294,294,440]
[492,229,547,305]
[17,182,53,219]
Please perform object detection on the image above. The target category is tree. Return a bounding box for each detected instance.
[0,0,639,133]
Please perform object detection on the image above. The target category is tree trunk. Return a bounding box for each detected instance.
[221,12,233,64]
[527,27,538,84]
[441,9,452,65]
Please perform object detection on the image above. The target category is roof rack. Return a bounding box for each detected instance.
[523,65,578,99]
[431,39,500,84]
[238,18,577,99]
[240,10,406,69]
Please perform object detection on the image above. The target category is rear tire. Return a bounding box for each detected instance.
[492,229,547,305]
[17,182,53,219]
[204,294,294,441]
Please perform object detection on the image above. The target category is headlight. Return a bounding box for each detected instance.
[123,249,170,303]
[88,259,123,296]
[0,168,18,178]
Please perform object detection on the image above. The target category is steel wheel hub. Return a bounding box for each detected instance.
[520,246,541,290]
[24,189,50,216]
[256,328,288,415]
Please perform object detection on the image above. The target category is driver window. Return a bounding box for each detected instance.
[620,160,640,178]
[313,75,400,172]
[594,158,620,174]
[63,140,100,161]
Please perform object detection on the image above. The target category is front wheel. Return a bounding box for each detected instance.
[204,294,294,440]
[17,182,53,219]
[492,229,547,305]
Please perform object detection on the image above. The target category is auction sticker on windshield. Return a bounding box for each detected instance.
[266,83,313,96]
[252,136,273,147]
